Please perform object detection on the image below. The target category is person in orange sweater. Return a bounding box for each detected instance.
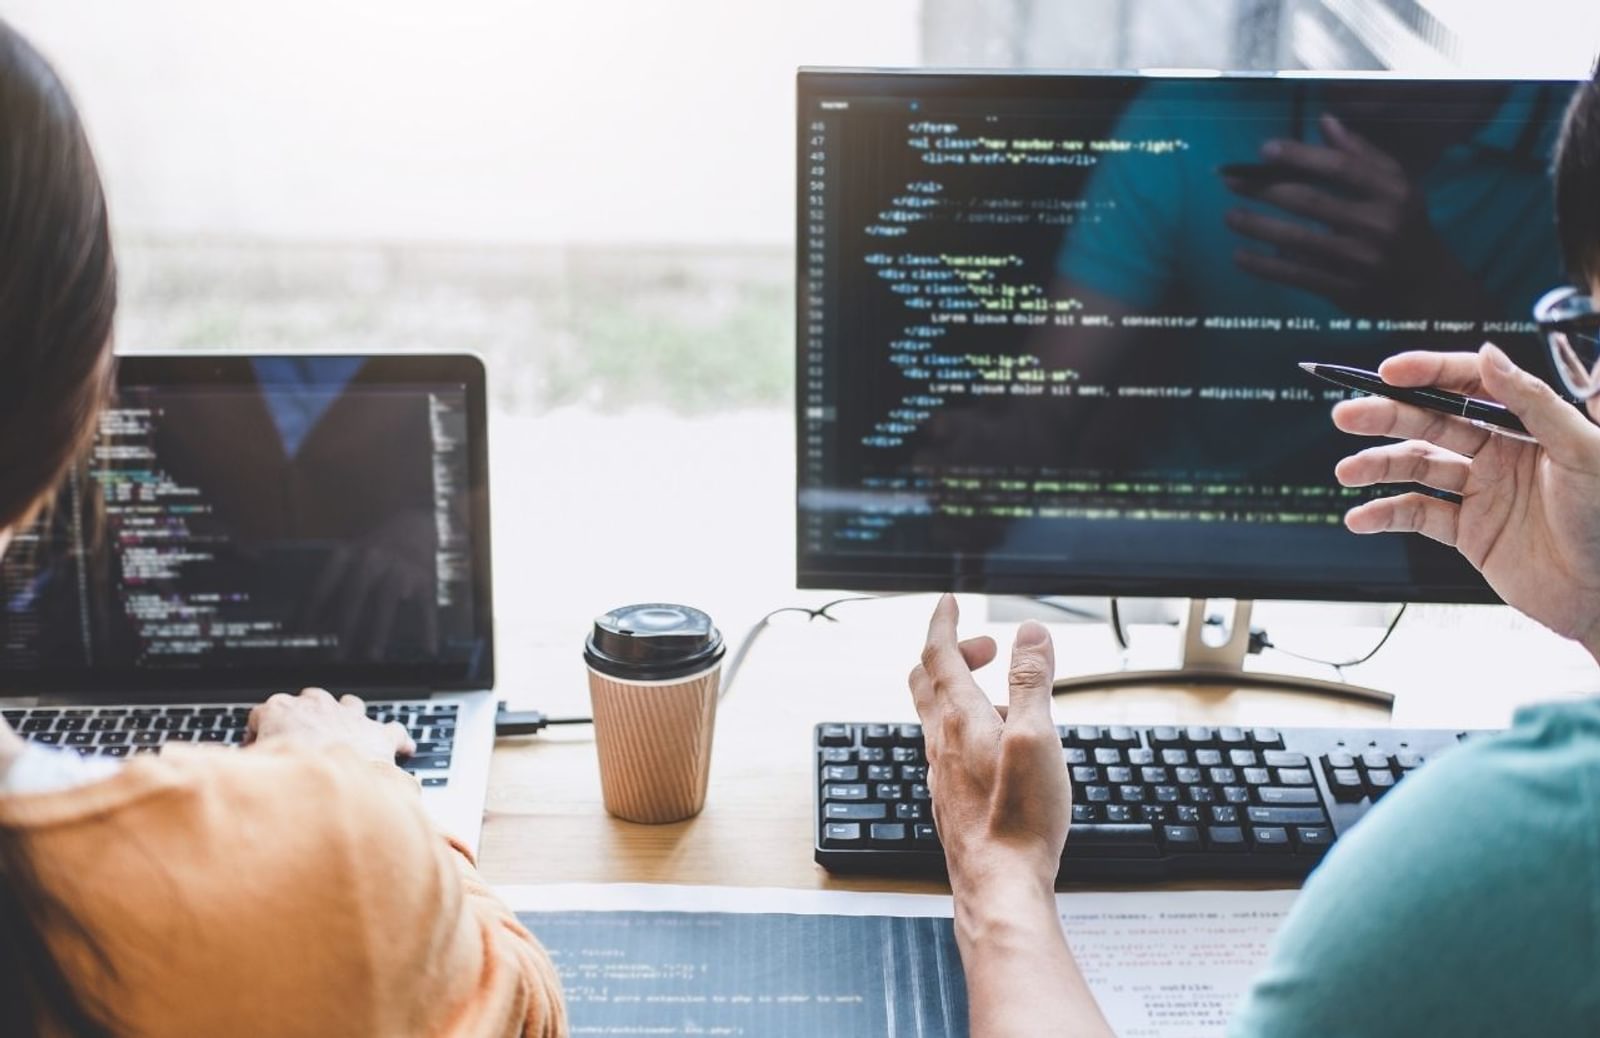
[0,20,565,1038]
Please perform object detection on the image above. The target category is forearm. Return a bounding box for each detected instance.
[953,871,1113,1038]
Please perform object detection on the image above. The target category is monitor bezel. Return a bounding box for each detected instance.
[793,68,1578,605]
[1,351,497,696]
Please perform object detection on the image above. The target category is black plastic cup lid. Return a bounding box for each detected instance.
[584,603,725,682]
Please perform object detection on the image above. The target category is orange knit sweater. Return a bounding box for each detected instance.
[0,743,566,1037]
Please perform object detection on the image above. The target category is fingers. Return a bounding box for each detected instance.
[339,693,367,714]
[959,635,998,672]
[1234,247,1362,303]
[920,594,970,687]
[1335,440,1470,494]
[1332,396,1491,458]
[1226,208,1380,268]
[1259,133,1395,195]
[1376,350,1488,396]
[1004,621,1056,730]
[385,721,416,757]
[1476,342,1600,463]
[1345,492,1460,546]
[1224,177,1358,231]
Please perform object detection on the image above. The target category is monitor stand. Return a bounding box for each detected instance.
[1050,599,1394,710]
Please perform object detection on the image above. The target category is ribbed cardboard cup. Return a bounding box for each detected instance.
[586,663,721,824]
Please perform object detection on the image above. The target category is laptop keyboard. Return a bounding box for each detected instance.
[2,701,457,787]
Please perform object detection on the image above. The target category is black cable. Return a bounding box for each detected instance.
[1031,597,1106,622]
[494,703,592,735]
[1256,603,1408,676]
[1108,597,1130,651]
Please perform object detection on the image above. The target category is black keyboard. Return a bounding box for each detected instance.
[3,702,458,788]
[815,721,1478,881]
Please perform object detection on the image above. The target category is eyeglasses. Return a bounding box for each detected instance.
[1534,285,1600,399]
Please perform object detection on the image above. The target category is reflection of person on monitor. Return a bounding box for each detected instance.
[910,69,1600,1038]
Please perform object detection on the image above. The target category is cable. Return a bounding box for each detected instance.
[720,595,880,701]
[1030,596,1106,622]
[1108,597,1130,651]
[1254,603,1408,679]
[494,703,592,735]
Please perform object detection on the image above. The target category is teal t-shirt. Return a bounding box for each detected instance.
[1230,697,1600,1036]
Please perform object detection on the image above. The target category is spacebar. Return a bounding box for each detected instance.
[1064,824,1160,858]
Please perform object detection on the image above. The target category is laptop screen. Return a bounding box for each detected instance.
[0,354,494,695]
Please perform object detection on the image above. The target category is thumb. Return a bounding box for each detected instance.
[1006,621,1056,728]
[1478,342,1597,459]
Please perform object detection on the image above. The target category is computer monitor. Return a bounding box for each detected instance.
[0,354,494,694]
[796,69,1576,605]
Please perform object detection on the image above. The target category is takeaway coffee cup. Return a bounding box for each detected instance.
[584,603,726,824]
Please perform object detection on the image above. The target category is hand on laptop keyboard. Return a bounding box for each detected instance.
[249,688,416,765]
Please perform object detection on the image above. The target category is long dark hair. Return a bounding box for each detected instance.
[1555,61,1600,284]
[0,18,119,1038]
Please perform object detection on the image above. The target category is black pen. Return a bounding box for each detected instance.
[1299,362,1536,444]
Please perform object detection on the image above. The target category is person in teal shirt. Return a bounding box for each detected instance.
[909,67,1600,1037]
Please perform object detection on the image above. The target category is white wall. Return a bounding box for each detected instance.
[2,0,920,245]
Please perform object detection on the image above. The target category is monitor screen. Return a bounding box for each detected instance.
[797,70,1576,601]
[0,354,494,693]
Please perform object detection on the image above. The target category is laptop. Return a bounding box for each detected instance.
[0,353,498,852]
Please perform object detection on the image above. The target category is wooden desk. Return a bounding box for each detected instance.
[477,596,1599,891]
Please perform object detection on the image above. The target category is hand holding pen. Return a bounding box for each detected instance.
[1317,342,1600,656]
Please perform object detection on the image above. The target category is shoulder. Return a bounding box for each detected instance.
[1231,698,1600,1037]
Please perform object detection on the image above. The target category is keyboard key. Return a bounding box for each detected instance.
[819,725,851,747]
[1152,785,1181,804]
[406,754,451,770]
[1296,827,1334,853]
[1217,727,1246,745]
[862,724,893,746]
[1071,766,1100,784]
[1366,769,1397,797]
[865,764,895,782]
[1174,767,1202,785]
[1222,786,1250,805]
[1072,725,1103,744]
[1162,825,1202,849]
[1395,750,1424,770]
[1263,751,1308,768]
[1150,726,1181,746]
[1194,749,1223,766]
[1083,785,1111,803]
[895,802,926,821]
[1117,785,1146,804]
[1250,728,1283,748]
[822,765,859,783]
[822,823,863,847]
[33,732,62,745]
[1139,766,1168,784]
[1209,767,1238,785]
[869,823,907,843]
[899,766,927,782]
[909,784,931,802]
[66,732,94,746]
[132,731,161,745]
[1126,748,1155,765]
[1072,804,1099,823]
[100,732,129,746]
[873,784,904,801]
[1276,768,1315,786]
[1175,805,1201,824]
[1106,725,1137,746]
[1210,805,1239,824]
[1105,804,1134,823]
[1068,824,1159,858]
[855,747,886,763]
[1257,786,1320,805]
[1062,747,1088,765]
[103,745,130,758]
[895,724,923,744]
[1247,807,1327,827]
[21,719,50,733]
[1243,768,1271,786]
[824,783,868,802]
[1160,749,1189,766]
[820,748,850,764]
[134,746,159,756]
[1104,766,1133,784]
[1139,804,1170,824]
[1093,747,1122,765]
[825,803,887,821]
[1207,826,1246,850]
[1186,785,1215,804]
[1229,749,1258,767]
[421,777,449,788]
[54,718,86,732]
[891,746,921,764]
[185,716,216,731]
[1360,749,1390,770]
[1250,826,1292,852]
[1330,768,1365,801]
[1184,726,1213,745]
[912,824,938,844]
[167,731,195,742]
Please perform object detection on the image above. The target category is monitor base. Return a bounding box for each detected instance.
[1050,599,1394,711]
